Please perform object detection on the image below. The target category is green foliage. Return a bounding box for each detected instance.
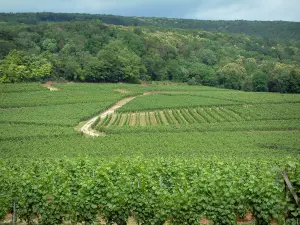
[288,69,300,93]
[119,94,238,112]
[284,160,300,224]
[198,49,218,65]
[42,38,57,52]
[1,13,300,40]
[1,14,300,93]
[0,158,298,224]
[96,40,142,83]
[0,50,52,82]
[252,70,268,92]
[0,83,300,224]
[218,63,247,90]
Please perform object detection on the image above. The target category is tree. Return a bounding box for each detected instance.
[198,49,218,65]
[197,64,217,86]
[27,55,52,80]
[218,63,246,90]
[117,30,145,56]
[1,14,300,93]
[42,38,57,53]
[166,59,185,81]
[187,77,197,85]
[0,40,16,59]
[97,40,142,83]
[0,50,28,82]
[268,63,291,93]
[133,27,143,35]
[85,34,109,54]
[143,55,167,81]
[252,70,268,92]
[287,69,300,93]
[244,58,257,74]
[51,55,81,80]
[0,50,52,82]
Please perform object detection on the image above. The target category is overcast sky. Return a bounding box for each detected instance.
[1,0,300,22]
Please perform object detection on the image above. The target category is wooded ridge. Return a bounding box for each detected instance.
[1,12,300,93]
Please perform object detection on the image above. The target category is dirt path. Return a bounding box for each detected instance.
[80,90,289,137]
[79,91,172,137]
[42,82,59,91]
[80,96,136,137]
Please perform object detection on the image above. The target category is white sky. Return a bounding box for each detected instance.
[1,0,300,21]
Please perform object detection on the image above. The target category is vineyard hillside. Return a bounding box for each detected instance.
[0,82,299,225]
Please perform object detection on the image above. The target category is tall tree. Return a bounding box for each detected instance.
[218,63,246,90]
[97,40,142,83]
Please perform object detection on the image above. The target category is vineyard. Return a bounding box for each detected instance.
[0,83,300,224]
[98,107,245,127]
[96,102,300,134]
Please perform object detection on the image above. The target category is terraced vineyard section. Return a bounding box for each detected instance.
[118,94,240,112]
[97,107,247,128]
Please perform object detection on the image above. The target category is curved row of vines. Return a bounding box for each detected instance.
[0,157,299,225]
[96,107,245,129]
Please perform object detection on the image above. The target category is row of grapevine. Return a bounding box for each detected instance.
[97,107,248,128]
[0,158,299,225]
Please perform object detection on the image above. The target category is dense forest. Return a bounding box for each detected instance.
[2,13,300,40]
[1,12,300,93]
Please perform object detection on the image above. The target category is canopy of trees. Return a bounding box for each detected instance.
[1,13,300,93]
[1,13,300,40]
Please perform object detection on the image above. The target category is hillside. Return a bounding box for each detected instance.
[1,12,300,40]
[0,13,300,93]
[1,82,300,224]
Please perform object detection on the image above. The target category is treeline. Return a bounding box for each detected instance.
[1,12,300,40]
[0,16,300,93]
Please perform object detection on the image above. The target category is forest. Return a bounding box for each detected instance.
[1,12,300,93]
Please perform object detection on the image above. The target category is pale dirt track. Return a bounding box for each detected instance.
[80,96,136,137]
[42,82,59,91]
[79,91,169,137]
[78,89,299,137]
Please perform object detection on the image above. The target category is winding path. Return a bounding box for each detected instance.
[80,96,137,137]
[79,91,183,137]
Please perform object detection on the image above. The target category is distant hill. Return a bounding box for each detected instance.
[1,12,300,40]
[0,12,300,93]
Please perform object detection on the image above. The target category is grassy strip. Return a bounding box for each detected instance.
[111,114,121,126]
[180,109,196,124]
[214,108,236,122]
[159,111,169,125]
[163,110,175,125]
[146,112,151,126]
[104,120,300,135]
[119,114,128,126]
[155,111,162,125]
[204,108,223,122]
[172,110,186,124]
[195,108,213,123]
[106,115,117,127]
[227,108,248,120]
[91,117,101,129]
[99,116,109,126]
[125,113,131,126]
[221,108,242,121]
[176,110,189,124]
[102,115,113,127]
[149,112,157,125]
[187,109,206,123]
[136,113,140,126]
